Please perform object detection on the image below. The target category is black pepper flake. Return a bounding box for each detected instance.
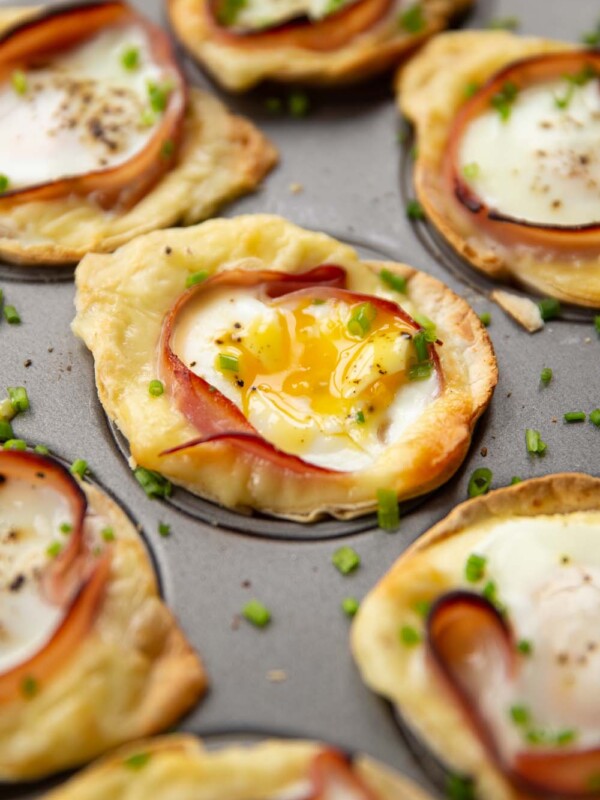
[233,322,242,329]
[23,359,32,368]
[35,472,45,479]
[8,574,25,592]
[0,474,5,485]
[189,361,197,367]
[165,246,172,255]
[236,379,245,387]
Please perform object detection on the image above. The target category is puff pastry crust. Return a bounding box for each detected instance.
[0,471,207,781]
[168,0,472,92]
[351,473,600,800]
[73,215,496,522]
[0,8,277,267]
[42,735,433,799]
[398,31,600,307]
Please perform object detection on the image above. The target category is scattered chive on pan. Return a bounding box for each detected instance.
[525,428,547,455]
[242,599,271,627]
[332,546,360,575]
[3,304,20,324]
[70,459,88,478]
[479,311,491,326]
[134,467,172,499]
[0,420,13,442]
[540,367,552,386]
[342,597,360,617]
[590,409,600,428]
[406,199,425,221]
[538,297,561,321]
[376,488,400,531]
[564,411,586,423]
[158,522,171,537]
[8,386,29,413]
[468,467,492,498]
[3,438,26,451]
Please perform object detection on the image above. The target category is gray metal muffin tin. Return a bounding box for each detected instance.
[1,0,599,796]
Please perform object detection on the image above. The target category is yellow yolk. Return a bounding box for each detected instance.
[172,287,439,471]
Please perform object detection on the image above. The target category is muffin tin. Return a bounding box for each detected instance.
[1,0,599,797]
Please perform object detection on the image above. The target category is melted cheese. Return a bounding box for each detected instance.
[171,286,437,472]
[0,23,169,189]
[458,76,600,226]
[466,513,600,756]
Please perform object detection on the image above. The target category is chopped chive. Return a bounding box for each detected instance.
[468,467,492,498]
[0,174,9,193]
[161,139,175,159]
[510,704,530,726]
[288,90,310,118]
[342,597,360,617]
[134,467,172,499]
[483,580,504,613]
[147,80,173,114]
[355,410,365,424]
[46,541,62,558]
[564,411,586,423]
[101,527,115,542]
[332,545,360,575]
[406,199,425,221]
[408,362,432,381]
[158,522,171,537]
[265,97,283,114]
[218,353,240,372]
[413,599,431,618]
[121,46,140,71]
[347,302,376,338]
[399,624,421,646]
[446,773,475,800]
[242,599,271,627]
[491,80,519,122]
[465,553,487,583]
[70,459,88,479]
[398,2,425,33]
[34,444,49,455]
[590,409,600,427]
[8,386,29,413]
[510,476,523,485]
[21,675,38,698]
[538,297,561,321]
[581,23,600,46]
[540,367,553,386]
[148,379,164,397]
[464,81,480,99]
[0,420,13,442]
[526,428,547,455]
[556,729,577,746]
[185,270,209,288]
[413,331,430,363]
[4,304,20,324]
[377,488,400,532]
[517,639,533,656]
[413,312,437,341]
[479,311,491,326]
[488,16,519,30]
[59,522,73,535]
[139,107,156,127]
[462,162,480,180]
[3,438,26,450]
[11,69,27,95]
[380,268,407,294]
[216,0,248,26]
[594,315,600,334]
[123,753,151,770]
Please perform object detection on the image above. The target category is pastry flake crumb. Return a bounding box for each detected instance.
[289,182,304,195]
[267,669,287,683]
[491,290,544,333]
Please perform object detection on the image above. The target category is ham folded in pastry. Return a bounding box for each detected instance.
[399,31,600,307]
[0,450,206,780]
[352,473,600,799]
[73,215,496,522]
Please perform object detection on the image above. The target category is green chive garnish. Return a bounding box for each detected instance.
[4,305,20,324]
[398,2,425,33]
[462,162,480,179]
[70,459,88,478]
[34,444,49,455]
[510,705,530,725]
[408,363,432,381]
[564,411,586,423]
[526,428,547,455]
[46,541,62,558]
[413,312,436,340]
[517,639,532,655]
[158,522,171,537]
[488,16,519,30]
[581,23,600,47]
[406,199,425,221]
[465,553,487,583]
[479,311,491,326]
[148,379,164,397]
[0,174,9,193]
[8,386,29,413]
[288,90,310,118]
[594,315,600,334]
[332,546,360,575]
[242,599,271,627]
[216,0,247,25]
[3,439,26,451]
[0,420,13,442]
[21,675,38,698]
[59,522,72,535]
[161,139,175,159]
[510,476,523,485]
[185,270,209,288]
[468,467,492,498]
[538,297,561,321]
[464,81,480,99]
[124,752,151,770]
[491,81,519,122]
[540,367,553,386]
[376,488,400,532]
[265,97,283,114]
[399,624,421,646]
[413,599,432,618]
[355,410,365,424]
[590,409,600,427]
[446,773,475,800]
[347,302,376,338]
[147,80,173,114]
[218,353,240,372]
[483,579,504,612]
[380,268,407,294]
[342,597,360,617]
[412,331,430,363]
[101,527,115,542]
[134,467,172,499]
[11,69,27,95]
[121,46,140,71]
